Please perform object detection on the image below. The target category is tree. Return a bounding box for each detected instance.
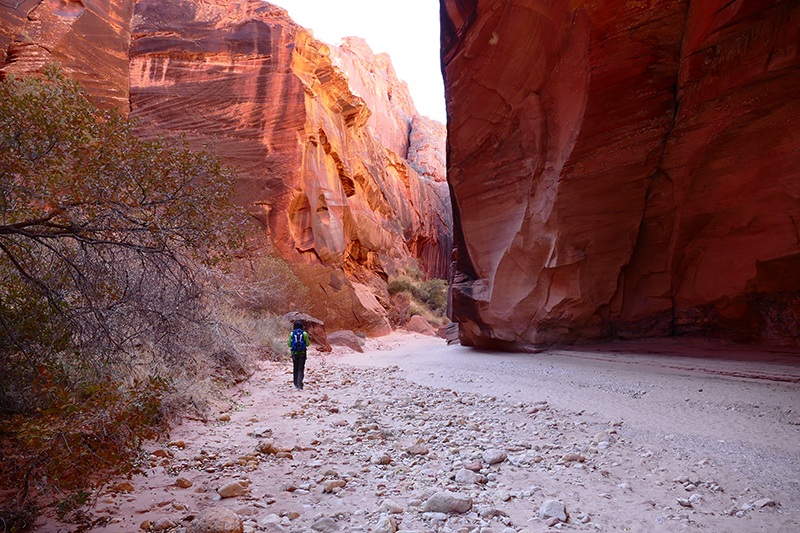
[0,66,244,413]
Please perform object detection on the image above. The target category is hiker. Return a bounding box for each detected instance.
[288,321,310,390]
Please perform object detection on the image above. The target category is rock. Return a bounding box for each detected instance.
[677,498,693,508]
[559,452,584,464]
[140,520,152,530]
[374,514,398,533]
[218,481,246,498]
[442,0,800,347]
[404,443,429,455]
[406,315,437,336]
[176,477,193,488]
[187,507,244,533]
[545,516,560,527]
[371,452,392,465]
[538,500,568,523]
[252,427,273,438]
[281,313,333,351]
[482,449,508,465]
[378,499,404,514]
[168,440,186,449]
[475,505,508,519]
[111,481,135,493]
[217,414,231,422]
[322,480,347,493]
[310,516,340,532]
[495,488,512,502]
[255,440,280,455]
[260,514,281,528]
[445,322,460,345]
[422,491,473,514]
[689,494,703,505]
[152,518,177,531]
[753,498,777,508]
[463,460,483,472]
[128,4,452,334]
[455,469,481,484]
[327,330,364,352]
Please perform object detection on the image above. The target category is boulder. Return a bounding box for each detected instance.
[407,315,437,336]
[327,330,364,352]
[282,312,332,351]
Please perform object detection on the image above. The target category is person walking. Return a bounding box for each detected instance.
[288,321,310,390]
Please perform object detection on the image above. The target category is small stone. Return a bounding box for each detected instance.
[168,440,186,449]
[310,516,340,532]
[689,494,703,504]
[741,503,752,511]
[685,484,697,491]
[422,491,473,514]
[260,514,281,527]
[375,514,397,533]
[677,498,693,508]
[153,518,177,531]
[255,440,279,455]
[560,452,584,463]
[218,414,231,422]
[152,449,171,458]
[753,498,776,508]
[463,460,482,471]
[539,500,567,522]
[455,469,481,484]
[112,481,135,493]
[323,480,347,493]
[545,516,560,527]
[495,488,511,502]
[378,499,404,514]
[286,511,300,520]
[252,427,273,438]
[176,477,193,488]
[482,449,507,465]
[187,507,243,533]
[218,481,246,498]
[140,520,152,530]
[371,453,392,465]
[405,444,429,455]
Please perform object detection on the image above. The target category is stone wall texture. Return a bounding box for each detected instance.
[0,0,451,335]
[442,0,800,348]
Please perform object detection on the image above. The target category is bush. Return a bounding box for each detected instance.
[0,67,246,519]
[387,270,448,326]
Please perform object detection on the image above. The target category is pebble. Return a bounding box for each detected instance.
[482,449,507,465]
[252,427,273,438]
[378,498,404,513]
[753,498,776,508]
[152,518,176,531]
[371,452,392,465]
[311,516,340,532]
[218,414,231,422]
[218,481,246,498]
[187,507,243,533]
[422,491,473,513]
[176,477,193,488]
[375,514,398,533]
[539,500,567,522]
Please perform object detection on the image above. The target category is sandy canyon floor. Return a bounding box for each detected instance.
[45,333,800,533]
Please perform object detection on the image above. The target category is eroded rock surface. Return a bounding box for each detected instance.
[0,0,451,336]
[442,0,800,348]
[129,0,450,334]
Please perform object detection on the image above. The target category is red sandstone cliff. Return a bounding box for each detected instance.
[443,0,800,348]
[0,0,451,335]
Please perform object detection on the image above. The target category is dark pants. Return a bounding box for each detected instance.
[292,351,306,389]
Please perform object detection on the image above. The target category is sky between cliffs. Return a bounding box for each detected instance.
[272,0,446,124]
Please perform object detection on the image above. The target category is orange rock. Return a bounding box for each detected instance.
[442,0,800,347]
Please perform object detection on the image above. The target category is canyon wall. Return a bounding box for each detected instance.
[1,0,450,335]
[442,0,800,348]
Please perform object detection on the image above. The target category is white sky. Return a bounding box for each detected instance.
[271,0,446,123]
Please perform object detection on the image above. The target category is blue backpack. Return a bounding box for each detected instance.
[291,328,306,353]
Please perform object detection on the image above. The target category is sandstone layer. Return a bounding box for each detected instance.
[0,0,451,335]
[442,0,800,348]
[0,0,134,111]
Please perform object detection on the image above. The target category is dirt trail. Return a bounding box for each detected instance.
[45,333,800,533]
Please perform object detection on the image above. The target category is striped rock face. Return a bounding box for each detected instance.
[442,0,800,349]
[1,0,451,335]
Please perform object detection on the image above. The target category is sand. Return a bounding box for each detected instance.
[40,332,800,532]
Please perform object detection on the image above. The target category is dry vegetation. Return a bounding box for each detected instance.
[388,264,449,328]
